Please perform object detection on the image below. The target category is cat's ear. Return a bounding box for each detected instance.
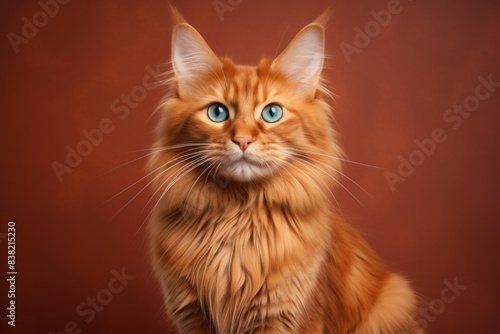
[171,22,221,95]
[271,12,329,93]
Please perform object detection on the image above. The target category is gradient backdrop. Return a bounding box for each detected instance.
[1,0,500,333]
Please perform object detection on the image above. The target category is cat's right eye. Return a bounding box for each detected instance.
[207,103,229,122]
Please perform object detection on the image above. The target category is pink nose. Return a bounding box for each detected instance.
[232,136,254,152]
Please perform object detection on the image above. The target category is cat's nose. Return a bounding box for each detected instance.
[232,136,254,152]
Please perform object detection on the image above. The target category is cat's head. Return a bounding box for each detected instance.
[152,9,341,186]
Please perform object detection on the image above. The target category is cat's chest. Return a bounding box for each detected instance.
[191,208,285,273]
[155,203,329,331]
[163,205,305,286]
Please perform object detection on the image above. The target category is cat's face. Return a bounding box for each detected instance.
[157,14,338,184]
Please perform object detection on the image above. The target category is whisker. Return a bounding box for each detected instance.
[129,142,210,153]
[135,157,207,235]
[291,144,384,169]
[264,158,283,182]
[294,156,365,209]
[97,144,207,179]
[275,157,347,223]
[101,149,206,208]
[291,158,339,207]
[274,158,338,212]
[182,159,215,212]
[108,155,203,222]
[290,151,373,199]
[138,153,211,215]
[279,159,345,224]
[204,161,219,185]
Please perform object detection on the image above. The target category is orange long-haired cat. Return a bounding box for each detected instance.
[148,7,423,334]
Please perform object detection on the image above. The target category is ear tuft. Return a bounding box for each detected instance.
[313,8,332,29]
[168,3,187,26]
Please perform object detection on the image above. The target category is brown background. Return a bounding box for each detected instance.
[1,0,499,333]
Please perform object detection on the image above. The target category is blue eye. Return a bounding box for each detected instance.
[207,103,229,122]
[261,104,283,123]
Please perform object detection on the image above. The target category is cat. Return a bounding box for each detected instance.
[147,6,423,334]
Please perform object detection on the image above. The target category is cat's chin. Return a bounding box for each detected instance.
[222,157,270,182]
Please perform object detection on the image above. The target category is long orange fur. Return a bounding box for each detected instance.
[147,8,423,334]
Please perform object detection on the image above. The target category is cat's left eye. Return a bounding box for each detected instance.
[261,104,283,123]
